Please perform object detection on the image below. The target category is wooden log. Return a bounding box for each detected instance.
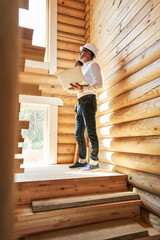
[57,49,79,61]
[58,106,75,115]
[57,58,75,69]
[99,162,160,196]
[101,8,160,78]
[58,123,75,134]
[97,97,160,127]
[58,95,77,106]
[57,154,74,163]
[104,31,160,82]
[141,207,160,232]
[99,151,160,175]
[24,66,49,75]
[98,58,160,103]
[58,144,75,154]
[97,116,160,138]
[58,14,85,27]
[58,114,75,124]
[19,72,60,86]
[57,5,85,19]
[98,40,160,94]
[57,22,85,36]
[58,134,76,144]
[133,187,160,217]
[97,0,159,67]
[57,32,85,44]
[99,136,160,155]
[58,0,85,11]
[57,40,81,52]
[97,77,160,115]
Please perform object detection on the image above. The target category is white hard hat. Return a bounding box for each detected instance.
[80,43,98,58]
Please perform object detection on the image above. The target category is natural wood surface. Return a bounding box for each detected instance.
[99,163,160,196]
[25,218,148,240]
[99,136,160,155]
[141,207,160,232]
[97,116,160,138]
[97,77,160,116]
[32,191,140,213]
[99,151,160,175]
[57,5,86,19]
[133,188,160,217]
[15,200,141,237]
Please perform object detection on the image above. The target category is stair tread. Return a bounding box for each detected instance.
[25,218,148,240]
[135,235,160,240]
[32,191,140,213]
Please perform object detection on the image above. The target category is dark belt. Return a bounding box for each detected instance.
[78,94,96,103]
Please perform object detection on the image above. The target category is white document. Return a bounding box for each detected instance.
[57,66,88,92]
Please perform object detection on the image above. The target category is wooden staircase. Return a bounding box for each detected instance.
[14,169,160,239]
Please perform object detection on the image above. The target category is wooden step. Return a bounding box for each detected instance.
[15,174,128,205]
[15,199,141,238]
[135,236,160,240]
[24,218,148,240]
[32,191,140,213]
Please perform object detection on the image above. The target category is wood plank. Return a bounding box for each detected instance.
[25,218,148,240]
[32,191,140,212]
[20,43,45,62]
[15,176,127,205]
[19,0,29,9]
[15,201,141,237]
[19,72,59,85]
[57,40,82,52]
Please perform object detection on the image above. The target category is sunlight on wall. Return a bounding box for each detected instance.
[98,101,110,113]
[100,126,112,136]
[19,0,46,47]
[99,113,111,124]
[98,90,108,102]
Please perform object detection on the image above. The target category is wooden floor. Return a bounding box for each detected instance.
[14,164,124,182]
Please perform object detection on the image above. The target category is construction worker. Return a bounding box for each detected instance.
[69,43,103,171]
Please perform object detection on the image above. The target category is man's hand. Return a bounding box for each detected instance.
[74,60,83,67]
[68,83,83,91]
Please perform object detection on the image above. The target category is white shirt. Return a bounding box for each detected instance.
[77,60,103,99]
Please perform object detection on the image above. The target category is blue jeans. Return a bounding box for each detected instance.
[75,95,99,161]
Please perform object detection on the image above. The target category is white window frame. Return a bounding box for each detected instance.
[25,0,57,74]
[19,95,63,165]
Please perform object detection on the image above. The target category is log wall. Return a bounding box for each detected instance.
[40,0,89,164]
[90,0,160,231]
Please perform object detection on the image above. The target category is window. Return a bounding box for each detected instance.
[19,0,57,74]
[19,0,47,47]
[19,95,63,167]
[19,104,49,167]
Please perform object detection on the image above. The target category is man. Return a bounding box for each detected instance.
[69,43,103,171]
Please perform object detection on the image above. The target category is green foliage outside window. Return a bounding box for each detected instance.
[20,109,45,150]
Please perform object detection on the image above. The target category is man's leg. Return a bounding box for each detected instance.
[81,98,99,170]
[69,105,87,168]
